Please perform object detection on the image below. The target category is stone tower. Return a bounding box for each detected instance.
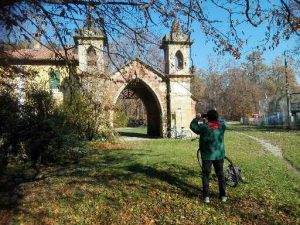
[74,15,106,74]
[160,20,195,130]
[161,19,192,75]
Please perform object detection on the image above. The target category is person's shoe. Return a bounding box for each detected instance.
[221,196,227,202]
[203,197,210,203]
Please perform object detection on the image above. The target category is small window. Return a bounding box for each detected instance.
[87,46,97,66]
[49,69,60,91]
[175,50,184,70]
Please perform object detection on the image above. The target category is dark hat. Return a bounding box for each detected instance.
[207,109,219,121]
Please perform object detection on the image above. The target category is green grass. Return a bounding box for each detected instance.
[0,129,299,224]
[117,127,147,135]
[229,123,300,170]
[116,126,148,137]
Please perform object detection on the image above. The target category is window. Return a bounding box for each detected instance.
[175,50,184,70]
[49,69,60,92]
[87,46,97,66]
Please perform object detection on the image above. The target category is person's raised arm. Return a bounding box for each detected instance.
[190,113,205,134]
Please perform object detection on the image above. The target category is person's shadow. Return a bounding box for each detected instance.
[127,163,201,197]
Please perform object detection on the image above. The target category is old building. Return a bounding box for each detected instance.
[0,19,196,137]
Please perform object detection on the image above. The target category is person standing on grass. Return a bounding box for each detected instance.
[190,109,227,203]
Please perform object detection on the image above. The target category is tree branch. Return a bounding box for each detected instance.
[245,0,258,27]
[41,0,149,7]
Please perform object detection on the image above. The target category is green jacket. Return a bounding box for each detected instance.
[190,118,227,160]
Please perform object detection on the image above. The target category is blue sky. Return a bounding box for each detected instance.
[190,26,297,69]
[187,16,299,83]
[4,2,298,83]
[190,30,299,84]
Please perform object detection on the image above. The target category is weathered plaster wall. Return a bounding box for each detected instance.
[77,39,105,73]
[1,65,69,101]
[169,77,195,130]
[165,44,190,75]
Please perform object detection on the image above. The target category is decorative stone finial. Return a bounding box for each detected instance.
[33,26,43,49]
[85,14,94,29]
[171,19,180,33]
[74,14,106,40]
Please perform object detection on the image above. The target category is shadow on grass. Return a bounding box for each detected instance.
[2,146,299,224]
[118,131,149,138]
[117,131,161,139]
[34,158,201,198]
[126,163,201,197]
[0,170,33,224]
[0,176,23,209]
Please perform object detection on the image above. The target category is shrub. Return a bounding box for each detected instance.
[0,92,20,171]
[113,111,129,128]
[0,89,84,170]
[60,91,114,141]
[0,79,117,171]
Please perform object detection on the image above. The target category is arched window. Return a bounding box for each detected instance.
[87,46,97,66]
[175,50,184,70]
[49,69,60,92]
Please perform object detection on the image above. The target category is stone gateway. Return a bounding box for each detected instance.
[1,19,196,137]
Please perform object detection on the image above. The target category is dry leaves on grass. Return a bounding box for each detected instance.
[89,141,128,151]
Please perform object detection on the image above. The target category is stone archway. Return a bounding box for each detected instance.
[109,59,168,137]
[114,79,162,137]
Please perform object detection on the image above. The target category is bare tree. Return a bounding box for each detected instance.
[1,0,299,64]
[223,68,261,119]
[197,55,227,113]
[242,51,269,83]
[267,56,299,94]
[190,54,300,120]
[190,68,206,112]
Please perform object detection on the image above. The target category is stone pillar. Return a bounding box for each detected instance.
[160,19,195,131]
[73,16,106,74]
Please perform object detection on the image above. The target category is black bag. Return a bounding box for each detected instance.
[224,157,243,187]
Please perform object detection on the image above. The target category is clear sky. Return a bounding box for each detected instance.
[190,30,299,84]
[187,19,299,84]
[190,27,298,70]
[190,25,296,64]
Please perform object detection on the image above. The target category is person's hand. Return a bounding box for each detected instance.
[196,113,201,120]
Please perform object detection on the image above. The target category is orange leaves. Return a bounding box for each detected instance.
[89,141,128,150]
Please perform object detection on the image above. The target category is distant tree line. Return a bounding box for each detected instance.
[191,51,300,120]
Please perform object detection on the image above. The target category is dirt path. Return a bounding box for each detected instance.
[237,132,300,175]
[119,136,155,141]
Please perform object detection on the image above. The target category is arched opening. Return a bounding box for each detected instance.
[114,79,162,137]
[175,50,184,70]
[87,46,97,66]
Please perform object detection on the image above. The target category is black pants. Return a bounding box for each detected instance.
[202,159,226,198]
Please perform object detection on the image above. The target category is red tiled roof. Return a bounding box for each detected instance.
[1,47,78,61]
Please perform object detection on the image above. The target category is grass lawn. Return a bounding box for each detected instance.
[0,128,299,224]
[229,123,300,170]
[116,126,148,137]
